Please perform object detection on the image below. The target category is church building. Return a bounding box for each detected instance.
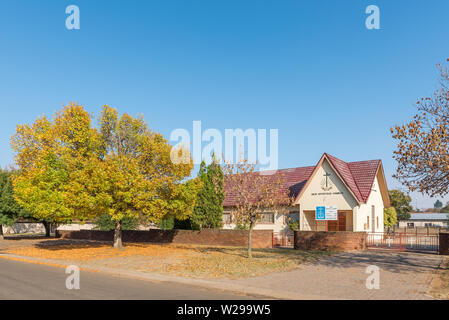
[223,153,390,233]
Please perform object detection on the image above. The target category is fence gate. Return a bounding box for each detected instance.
[366,232,439,253]
[272,231,294,248]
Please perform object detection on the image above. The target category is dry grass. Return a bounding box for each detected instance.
[4,241,331,279]
[430,257,449,300]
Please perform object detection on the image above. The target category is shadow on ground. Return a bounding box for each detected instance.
[305,249,442,274]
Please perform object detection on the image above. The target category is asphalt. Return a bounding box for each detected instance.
[0,258,255,300]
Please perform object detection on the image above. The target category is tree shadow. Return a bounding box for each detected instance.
[183,245,328,261]
[304,249,443,273]
[4,235,51,241]
[32,239,111,250]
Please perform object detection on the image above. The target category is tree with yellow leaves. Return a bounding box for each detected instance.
[11,105,96,228]
[392,59,449,197]
[11,104,200,248]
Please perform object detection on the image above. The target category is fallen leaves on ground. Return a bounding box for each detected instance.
[4,240,331,279]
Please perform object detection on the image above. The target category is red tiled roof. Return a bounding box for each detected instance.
[347,159,381,202]
[223,153,381,207]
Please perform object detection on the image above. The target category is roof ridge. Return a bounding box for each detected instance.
[348,159,381,165]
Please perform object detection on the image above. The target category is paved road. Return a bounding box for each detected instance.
[0,258,254,300]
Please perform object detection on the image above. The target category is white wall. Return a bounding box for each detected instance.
[2,223,45,234]
[56,223,96,231]
[222,207,298,232]
[297,160,385,232]
[354,175,384,232]
[398,221,448,228]
[298,159,358,231]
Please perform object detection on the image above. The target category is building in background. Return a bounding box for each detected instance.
[223,153,390,233]
[399,213,449,228]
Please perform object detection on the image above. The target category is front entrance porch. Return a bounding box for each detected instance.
[302,210,353,231]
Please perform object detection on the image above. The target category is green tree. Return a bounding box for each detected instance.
[0,169,28,239]
[389,190,413,221]
[93,214,139,231]
[191,157,225,229]
[159,216,175,230]
[384,207,398,233]
[434,200,443,211]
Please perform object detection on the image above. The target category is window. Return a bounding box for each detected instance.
[258,212,275,223]
[407,222,414,228]
[285,211,299,223]
[366,216,370,230]
[376,216,379,229]
[222,214,232,224]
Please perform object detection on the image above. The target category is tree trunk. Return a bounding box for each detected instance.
[113,221,123,249]
[0,225,3,240]
[43,221,51,237]
[247,220,255,259]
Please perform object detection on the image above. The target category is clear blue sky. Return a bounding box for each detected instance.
[1,0,448,209]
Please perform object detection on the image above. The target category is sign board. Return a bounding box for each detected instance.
[325,206,338,220]
[315,206,326,220]
[315,206,338,221]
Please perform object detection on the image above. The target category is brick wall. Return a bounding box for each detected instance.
[55,229,273,248]
[439,232,449,255]
[294,231,367,251]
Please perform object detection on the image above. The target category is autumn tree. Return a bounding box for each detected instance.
[11,104,201,248]
[223,159,291,258]
[392,59,449,196]
[91,106,201,248]
[10,106,96,233]
[191,156,225,229]
[388,190,413,221]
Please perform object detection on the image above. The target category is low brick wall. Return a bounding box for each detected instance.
[439,232,449,255]
[294,231,367,251]
[55,229,273,248]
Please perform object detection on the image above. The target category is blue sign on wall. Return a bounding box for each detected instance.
[316,206,326,220]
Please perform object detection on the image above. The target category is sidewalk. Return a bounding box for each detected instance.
[218,250,443,300]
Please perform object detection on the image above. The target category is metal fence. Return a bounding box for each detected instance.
[272,231,294,248]
[366,232,439,253]
[391,226,448,235]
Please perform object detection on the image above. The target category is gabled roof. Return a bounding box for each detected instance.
[222,166,315,207]
[223,153,389,207]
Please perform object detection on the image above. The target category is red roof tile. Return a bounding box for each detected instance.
[223,153,381,207]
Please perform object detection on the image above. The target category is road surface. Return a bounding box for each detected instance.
[0,258,255,300]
